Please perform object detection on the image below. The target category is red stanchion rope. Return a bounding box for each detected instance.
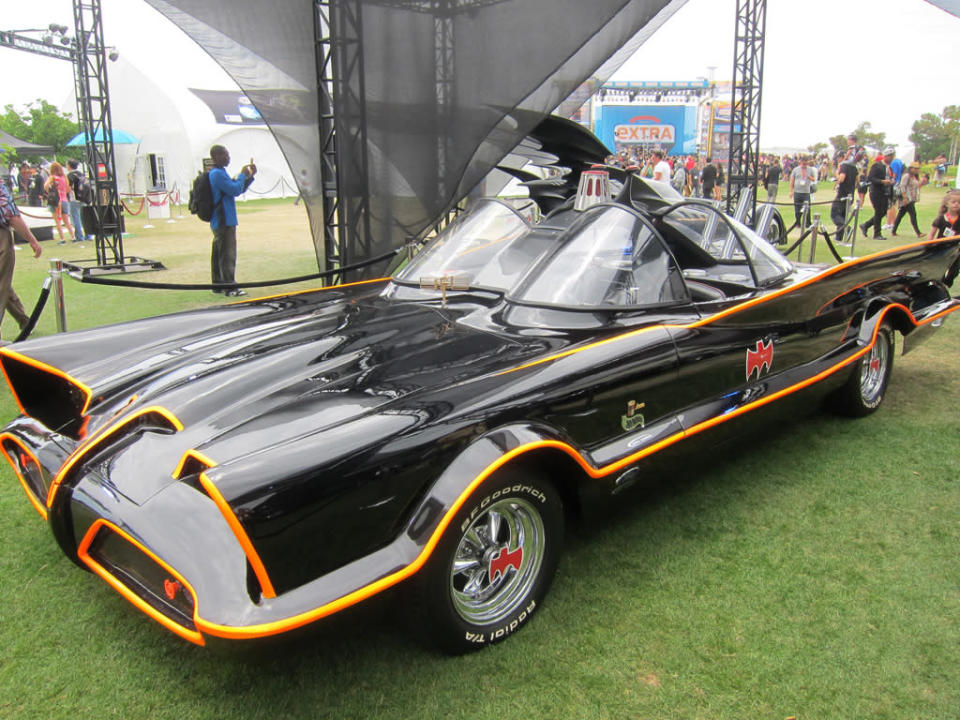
[120,196,146,215]
[145,192,170,207]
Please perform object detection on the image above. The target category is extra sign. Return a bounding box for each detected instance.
[613,115,676,145]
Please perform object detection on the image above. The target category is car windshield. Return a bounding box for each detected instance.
[393,199,544,292]
[511,205,688,309]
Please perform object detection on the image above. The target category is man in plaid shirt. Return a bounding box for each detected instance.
[0,182,43,341]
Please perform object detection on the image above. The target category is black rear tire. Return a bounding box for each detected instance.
[831,322,894,417]
[413,469,563,654]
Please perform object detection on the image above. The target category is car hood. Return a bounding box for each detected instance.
[2,283,554,488]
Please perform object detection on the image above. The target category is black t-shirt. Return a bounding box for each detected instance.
[765,165,781,184]
[932,213,960,238]
[701,163,717,189]
[835,162,858,197]
[867,161,888,193]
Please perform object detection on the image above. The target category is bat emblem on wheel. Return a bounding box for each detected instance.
[488,545,523,582]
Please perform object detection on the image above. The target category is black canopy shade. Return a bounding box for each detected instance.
[144,0,686,266]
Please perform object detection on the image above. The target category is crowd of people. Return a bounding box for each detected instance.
[4,159,95,244]
[604,149,727,200]
[606,135,955,242]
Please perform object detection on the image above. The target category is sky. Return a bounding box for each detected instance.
[2,0,959,156]
[612,0,960,153]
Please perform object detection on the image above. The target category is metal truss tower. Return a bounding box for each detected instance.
[2,0,160,273]
[72,0,126,267]
[316,0,371,278]
[725,0,767,221]
[314,0,506,280]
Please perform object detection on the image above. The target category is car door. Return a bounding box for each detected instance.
[656,202,845,437]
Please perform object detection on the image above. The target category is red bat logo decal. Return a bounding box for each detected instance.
[488,545,523,582]
[745,338,774,380]
[163,578,181,600]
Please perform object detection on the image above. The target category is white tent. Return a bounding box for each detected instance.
[68,56,297,203]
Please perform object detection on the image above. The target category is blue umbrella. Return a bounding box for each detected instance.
[67,128,140,146]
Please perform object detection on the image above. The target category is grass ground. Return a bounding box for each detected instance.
[0,192,957,719]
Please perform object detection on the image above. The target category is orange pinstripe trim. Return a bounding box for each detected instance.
[193,299,959,640]
[497,236,960,377]
[171,449,218,480]
[0,433,47,520]
[196,467,277,600]
[77,519,204,646]
[233,277,390,304]
[0,347,94,417]
[46,406,184,509]
[171,449,277,598]
[690,235,960,328]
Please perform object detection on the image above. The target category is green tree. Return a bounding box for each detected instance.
[807,142,827,156]
[829,121,888,157]
[908,106,960,162]
[0,100,80,161]
[945,105,960,164]
[909,112,952,161]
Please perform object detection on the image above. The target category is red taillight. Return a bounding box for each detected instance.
[163,578,182,600]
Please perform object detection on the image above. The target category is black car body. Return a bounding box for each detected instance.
[3,170,959,652]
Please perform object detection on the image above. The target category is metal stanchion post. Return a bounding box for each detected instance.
[808,213,821,264]
[796,201,810,261]
[850,199,860,258]
[142,192,154,229]
[49,258,67,333]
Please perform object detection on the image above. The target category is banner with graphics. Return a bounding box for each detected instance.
[594,105,698,156]
[706,100,735,162]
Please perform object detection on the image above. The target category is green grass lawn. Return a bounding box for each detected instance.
[0,196,958,719]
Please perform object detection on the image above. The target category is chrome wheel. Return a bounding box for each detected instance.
[860,332,890,408]
[831,322,894,417]
[449,497,545,625]
[418,471,562,653]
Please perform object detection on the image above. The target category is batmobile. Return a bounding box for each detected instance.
[2,171,959,654]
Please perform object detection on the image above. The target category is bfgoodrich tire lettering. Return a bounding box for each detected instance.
[417,470,563,654]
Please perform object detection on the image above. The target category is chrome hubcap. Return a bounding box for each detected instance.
[450,497,545,624]
[860,336,889,405]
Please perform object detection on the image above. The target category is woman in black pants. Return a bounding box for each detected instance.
[892,162,922,238]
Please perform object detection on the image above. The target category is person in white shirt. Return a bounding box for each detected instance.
[789,156,817,228]
[651,151,672,185]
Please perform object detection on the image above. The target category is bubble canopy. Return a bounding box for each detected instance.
[511,205,688,309]
[392,198,795,311]
[393,199,540,292]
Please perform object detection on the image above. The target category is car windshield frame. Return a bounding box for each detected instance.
[392,198,540,293]
[657,200,794,288]
[508,203,690,311]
